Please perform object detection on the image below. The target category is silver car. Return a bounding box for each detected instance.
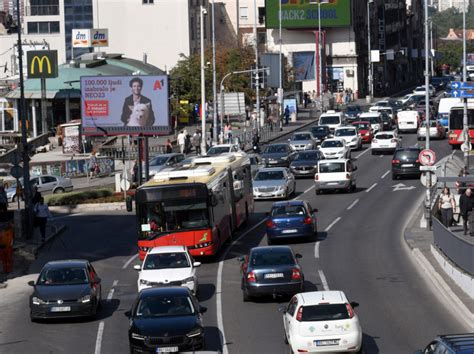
[288,131,316,151]
[252,167,296,200]
[148,153,185,176]
[6,175,73,202]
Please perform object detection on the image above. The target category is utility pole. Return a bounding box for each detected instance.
[424,0,432,230]
[278,0,283,128]
[211,0,217,144]
[200,5,207,155]
[253,0,261,129]
[462,0,468,169]
[367,0,374,103]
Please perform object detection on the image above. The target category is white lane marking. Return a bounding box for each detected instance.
[216,219,265,354]
[347,199,359,210]
[324,217,341,232]
[381,170,390,179]
[318,270,330,291]
[50,213,84,221]
[355,148,370,159]
[123,253,139,269]
[107,280,118,301]
[314,242,320,259]
[94,321,105,354]
[414,143,419,147]
[303,185,315,194]
[366,183,377,193]
[379,154,384,158]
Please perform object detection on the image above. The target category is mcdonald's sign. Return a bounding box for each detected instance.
[26,50,58,79]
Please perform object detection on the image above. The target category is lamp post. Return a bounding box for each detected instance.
[367,0,374,103]
[424,0,432,230]
[462,0,468,168]
[278,0,283,126]
[211,0,217,145]
[200,5,207,155]
[253,0,261,129]
[310,0,328,110]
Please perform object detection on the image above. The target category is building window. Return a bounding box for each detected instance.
[257,32,266,45]
[239,7,248,20]
[258,7,265,24]
[143,0,154,4]
[27,21,60,34]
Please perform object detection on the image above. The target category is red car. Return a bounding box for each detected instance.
[351,121,374,143]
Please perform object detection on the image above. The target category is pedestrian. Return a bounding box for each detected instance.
[177,130,186,154]
[34,197,51,243]
[227,124,233,143]
[224,123,230,143]
[165,138,173,154]
[455,168,469,194]
[192,130,201,155]
[438,187,456,228]
[89,151,98,179]
[303,92,309,108]
[284,105,290,125]
[32,185,42,205]
[0,184,7,213]
[459,188,474,235]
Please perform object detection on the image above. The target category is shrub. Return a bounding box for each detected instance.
[45,189,114,206]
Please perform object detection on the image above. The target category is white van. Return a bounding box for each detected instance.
[315,159,357,194]
[359,112,383,133]
[319,110,345,132]
[397,110,420,133]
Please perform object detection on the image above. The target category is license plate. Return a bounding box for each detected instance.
[298,170,310,174]
[328,182,339,185]
[269,161,278,164]
[282,229,298,234]
[261,193,273,197]
[401,164,414,167]
[156,348,178,353]
[315,339,339,346]
[380,145,388,147]
[264,273,284,279]
[51,306,71,312]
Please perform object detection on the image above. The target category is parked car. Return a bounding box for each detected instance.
[148,153,185,176]
[417,120,446,140]
[239,245,304,301]
[351,121,374,143]
[261,143,296,168]
[134,246,201,294]
[334,126,362,150]
[371,131,401,155]
[206,144,240,156]
[127,287,205,353]
[391,147,422,180]
[265,200,318,244]
[289,150,323,178]
[6,175,73,202]
[252,167,296,200]
[414,333,474,354]
[315,158,357,194]
[0,165,15,188]
[288,131,316,151]
[281,291,362,353]
[28,260,102,320]
[318,138,351,159]
[310,125,332,145]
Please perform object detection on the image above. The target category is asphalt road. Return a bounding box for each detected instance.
[0,116,469,354]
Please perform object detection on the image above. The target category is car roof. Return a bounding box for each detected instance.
[147,245,187,254]
[335,126,356,130]
[250,245,293,254]
[210,144,233,148]
[271,200,305,207]
[351,121,371,124]
[297,290,348,305]
[319,159,349,163]
[438,334,474,352]
[44,259,89,268]
[139,286,190,298]
[375,131,396,135]
[321,138,344,143]
[359,112,380,117]
[395,147,421,152]
[266,143,289,147]
[258,167,287,172]
[293,131,312,135]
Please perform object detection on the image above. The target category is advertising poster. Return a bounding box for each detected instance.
[293,52,315,81]
[265,0,351,29]
[81,75,170,136]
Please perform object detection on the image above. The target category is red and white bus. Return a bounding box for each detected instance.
[447,103,474,148]
[134,153,254,260]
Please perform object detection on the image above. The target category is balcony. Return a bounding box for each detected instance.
[25,5,60,16]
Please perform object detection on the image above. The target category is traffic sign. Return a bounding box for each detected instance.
[419,149,436,166]
[10,165,23,179]
[461,140,472,152]
[450,89,474,98]
[450,81,474,90]
[420,172,437,188]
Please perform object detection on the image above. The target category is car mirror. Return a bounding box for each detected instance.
[313,208,319,213]
[193,262,201,267]
[133,265,141,271]
[278,304,287,313]
[295,253,303,259]
[399,136,403,139]
[124,310,131,318]
[353,166,358,171]
[199,306,207,314]
[238,256,245,263]
[28,280,35,286]
[350,301,359,308]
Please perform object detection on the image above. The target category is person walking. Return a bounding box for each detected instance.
[177,130,186,154]
[34,197,51,243]
[89,151,98,179]
[438,187,456,228]
[0,184,7,213]
[284,105,290,126]
[165,138,173,154]
[459,188,474,235]
[224,123,230,143]
[32,185,42,205]
[192,130,201,155]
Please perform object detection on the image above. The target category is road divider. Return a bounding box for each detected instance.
[107,280,118,301]
[314,242,320,259]
[355,148,371,159]
[123,253,139,270]
[94,321,105,354]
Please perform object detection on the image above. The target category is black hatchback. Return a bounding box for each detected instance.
[128,287,205,354]
[310,125,332,145]
[391,147,421,180]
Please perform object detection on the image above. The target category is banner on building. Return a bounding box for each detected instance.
[80,75,171,136]
[265,0,351,29]
[72,28,109,48]
[293,52,315,81]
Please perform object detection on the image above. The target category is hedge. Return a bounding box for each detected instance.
[45,189,115,206]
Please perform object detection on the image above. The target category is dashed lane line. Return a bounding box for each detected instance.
[94,321,105,354]
[381,170,390,179]
[354,148,370,159]
[366,183,377,193]
[123,253,139,269]
[107,280,118,301]
[314,242,320,259]
[324,217,341,232]
[347,199,359,210]
[318,270,330,291]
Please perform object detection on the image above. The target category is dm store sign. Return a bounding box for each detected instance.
[72,29,109,48]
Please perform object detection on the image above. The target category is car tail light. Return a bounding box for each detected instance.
[296,306,303,321]
[392,159,400,164]
[297,350,309,353]
[346,173,350,180]
[315,174,319,181]
[345,303,355,318]
[292,268,302,280]
[391,138,398,143]
[304,217,312,224]
[247,271,256,282]
[266,219,276,228]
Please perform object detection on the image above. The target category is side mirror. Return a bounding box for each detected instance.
[133,265,141,271]
[238,256,245,263]
[288,138,291,142]
[126,196,133,212]
[193,262,201,267]
[199,306,207,314]
[313,208,319,213]
[350,301,359,308]
[278,304,287,313]
[125,310,131,318]
[353,166,358,171]
[95,277,102,284]
[28,280,35,286]
[295,253,303,259]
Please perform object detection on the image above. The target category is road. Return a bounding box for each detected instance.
[0,117,468,354]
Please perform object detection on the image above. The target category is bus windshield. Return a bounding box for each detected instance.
[139,200,210,240]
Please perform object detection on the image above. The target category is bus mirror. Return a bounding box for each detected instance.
[126,196,133,212]
[211,194,218,207]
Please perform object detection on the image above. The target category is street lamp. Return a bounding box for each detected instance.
[253,0,262,129]
[200,5,207,155]
[211,0,217,145]
[367,0,374,103]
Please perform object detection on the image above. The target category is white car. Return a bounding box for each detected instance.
[281,291,363,353]
[397,110,420,133]
[318,138,351,159]
[334,126,362,150]
[318,110,345,132]
[315,159,357,194]
[413,85,435,97]
[371,131,401,155]
[134,245,201,294]
[359,112,383,133]
[206,144,241,156]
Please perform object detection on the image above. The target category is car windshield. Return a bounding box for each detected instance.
[143,252,190,270]
[366,117,380,124]
[271,205,307,217]
[353,123,370,130]
[321,140,343,148]
[150,156,170,166]
[375,134,394,140]
[346,106,360,113]
[254,171,285,181]
[300,304,350,322]
[319,163,345,173]
[395,150,420,160]
[311,126,328,134]
[264,145,288,154]
[294,151,319,161]
[135,295,195,318]
[207,146,230,155]
[292,133,312,141]
[249,250,295,266]
[37,267,89,285]
[335,129,355,137]
[421,121,437,127]
[319,116,340,125]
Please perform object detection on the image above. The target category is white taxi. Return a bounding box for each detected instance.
[281,290,363,353]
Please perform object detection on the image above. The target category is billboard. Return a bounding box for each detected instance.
[81,75,170,136]
[265,0,351,29]
[26,50,58,79]
[72,28,109,48]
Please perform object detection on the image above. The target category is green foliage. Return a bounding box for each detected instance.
[45,189,114,206]
[437,41,474,69]
[432,6,474,39]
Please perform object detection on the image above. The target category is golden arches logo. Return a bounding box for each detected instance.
[30,55,52,75]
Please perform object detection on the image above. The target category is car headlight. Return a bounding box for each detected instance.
[32,296,45,305]
[281,156,288,160]
[365,132,370,136]
[140,279,151,285]
[277,185,286,191]
[182,276,195,283]
[253,188,258,193]
[131,333,146,341]
[186,327,203,338]
[351,137,358,142]
[80,295,91,303]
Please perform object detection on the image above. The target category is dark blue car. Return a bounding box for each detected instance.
[266,200,318,244]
